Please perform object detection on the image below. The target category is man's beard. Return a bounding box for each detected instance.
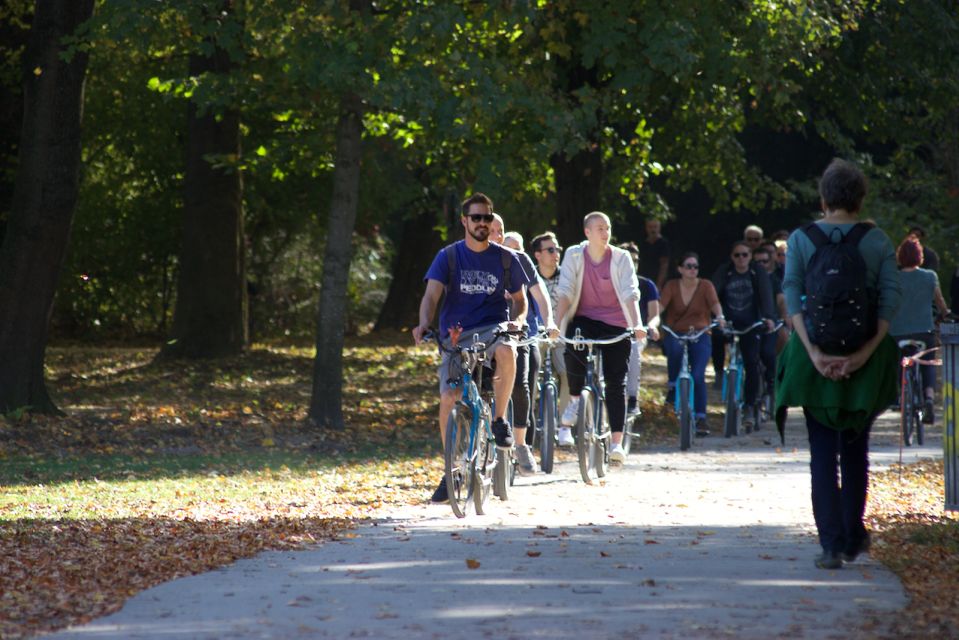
[468,226,489,242]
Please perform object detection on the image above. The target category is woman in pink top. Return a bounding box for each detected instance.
[555,212,646,463]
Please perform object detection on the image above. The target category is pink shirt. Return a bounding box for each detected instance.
[577,248,628,327]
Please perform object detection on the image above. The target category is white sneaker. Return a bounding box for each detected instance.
[560,397,580,426]
[557,427,575,447]
[609,443,626,463]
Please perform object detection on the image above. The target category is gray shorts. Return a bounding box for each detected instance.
[437,324,516,394]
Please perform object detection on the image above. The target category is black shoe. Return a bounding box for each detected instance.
[923,399,935,425]
[430,477,448,503]
[695,419,710,438]
[492,418,514,447]
[815,551,842,569]
[841,533,871,563]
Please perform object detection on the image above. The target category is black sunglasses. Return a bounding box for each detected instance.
[754,258,769,264]
[466,213,494,223]
[733,252,750,258]
[539,247,562,254]
[682,263,699,269]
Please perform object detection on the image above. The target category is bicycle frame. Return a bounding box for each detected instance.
[662,323,717,450]
[721,321,765,406]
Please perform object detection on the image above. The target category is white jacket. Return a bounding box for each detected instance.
[556,242,642,333]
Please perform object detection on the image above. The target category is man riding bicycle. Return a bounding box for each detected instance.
[412,193,529,503]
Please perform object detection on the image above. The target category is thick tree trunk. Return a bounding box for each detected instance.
[374,207,448,331]
[309,94,363,429]
[0,0,95,414]
[163,18,246,359]
[551,146,603,249]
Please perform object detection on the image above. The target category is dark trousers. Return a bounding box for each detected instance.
[711,330,726,377]
[511,344,531,427]
[804,409,872,555]
[564,316,630,433]
[760,332,777,389]
[738,332,761,406]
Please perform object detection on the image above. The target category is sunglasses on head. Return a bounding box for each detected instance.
[466,213,494,223]
[733,252,751,258]
[682,263,699,269]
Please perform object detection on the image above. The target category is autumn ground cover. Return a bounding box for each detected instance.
[0,332,955,638]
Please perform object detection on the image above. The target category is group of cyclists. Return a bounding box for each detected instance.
[412,190,951,505]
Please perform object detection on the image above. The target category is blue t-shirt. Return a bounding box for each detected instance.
[425,240,530,335]
[637,276,660,325]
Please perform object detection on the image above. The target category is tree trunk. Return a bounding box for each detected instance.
[374,204,449,331]
[551,146,603,249]
[0,0,95,414]
[163,14,246,359]
[309,93,363,429]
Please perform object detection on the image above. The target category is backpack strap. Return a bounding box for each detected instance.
[501,247,512,292]
[802,222,830,248]
[843,222,872,246]
[444,244,456,290]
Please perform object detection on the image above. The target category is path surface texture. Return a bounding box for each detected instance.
[52,411,942,639]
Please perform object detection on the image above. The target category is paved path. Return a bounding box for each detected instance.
[52,410,941,639]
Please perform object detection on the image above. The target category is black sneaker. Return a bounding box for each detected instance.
[695,418,710,437]
[430,477,448,503]
[815,551,842,569]
[492,418,514,448]
[923,399,935,425]
[841,533,871,563]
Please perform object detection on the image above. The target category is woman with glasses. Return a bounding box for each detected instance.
[660,252,726,435]
[712,241,777,428]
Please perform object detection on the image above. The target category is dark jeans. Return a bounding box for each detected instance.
[524,344,541,445]
[664,330,711,419]
[760,331,777,389]
[804,409,873,555]
[736,331,761,407]
[511,344,531,428]
[564,316,630,433]
[711,330,726,378]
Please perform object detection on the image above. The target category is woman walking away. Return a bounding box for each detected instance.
[776,159,901,570]
[660,252,726,436]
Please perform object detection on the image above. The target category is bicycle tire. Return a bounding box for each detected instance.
[577,390,596,482]
[911,371,925,446]
[472,424,494,515]
[445,403,474,518]
[621,414,634,456]
[723,370,739,438]
[902,381,914,447]
[679,378,692,451]
[594,401,608,478]
[540,384,557,474]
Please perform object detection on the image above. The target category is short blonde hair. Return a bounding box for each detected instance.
[583,211,611,229]
[503,231,524,249]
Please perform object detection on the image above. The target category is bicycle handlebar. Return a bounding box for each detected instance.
[660,321,718,342]
[722,320,768,336]
[558,330,633,349]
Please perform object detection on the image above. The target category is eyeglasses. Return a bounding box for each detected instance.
[754,259,769,264]
[682,263,699,269]
[733,252,751,258]
[466,213,494,223]
[539,247,562,254]
[745,236,761,242]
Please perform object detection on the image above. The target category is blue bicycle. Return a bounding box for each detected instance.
[721,321,766,438]
[662,322,718,451]
[425,327,502,518]
[529,333,559,474]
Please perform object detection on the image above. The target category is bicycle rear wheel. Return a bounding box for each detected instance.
[539,384,557,474]
[576,390,597,482]
[911,372,925,446]
[723,370,739,438]
[679,378,692,451]
[445,403,474,518]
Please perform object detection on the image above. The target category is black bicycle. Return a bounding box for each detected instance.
[897,338,937,447]
[529,333,559,474]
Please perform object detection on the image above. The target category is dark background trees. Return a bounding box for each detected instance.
[0,0,956,417]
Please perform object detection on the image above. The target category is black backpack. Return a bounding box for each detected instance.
[801,222,876,354]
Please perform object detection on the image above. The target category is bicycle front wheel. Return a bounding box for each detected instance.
[472,424,494,515]
[723,370,739,438]
[679,378,692,451]
[594,400,608,478]
[539,383,557,474]
[445,403,474,518]
[576,390,597,482]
